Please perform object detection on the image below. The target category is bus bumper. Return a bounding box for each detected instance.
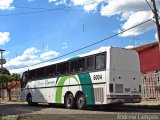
[106,95,142,104]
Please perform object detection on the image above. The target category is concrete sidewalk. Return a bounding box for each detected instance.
[126,100,160,106]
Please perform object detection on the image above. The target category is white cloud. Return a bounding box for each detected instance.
[28,0,34,2]
[4,47,41,69]
[49,0,159,37]
[0,32,10,45]
[49,0,104,11]
[40,51,59,60]
[155,33,158,41]
[23,47,40,55]
[100,0,151,17]
[125,45,136,49]
[0,0,14,10]
[62,42,68,50]
[118,11,154,37]
[4,51,10,56]
[71,0,102,12]
[49,0,57,3]
[100,0,157,37]
[4,47,60,73]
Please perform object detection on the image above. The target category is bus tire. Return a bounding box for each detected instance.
[76,94,86,110]
[64,93,75,109]
[27,94,33,106]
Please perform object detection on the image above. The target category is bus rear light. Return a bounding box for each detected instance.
[109,84,113,93]
[139,85,141,93]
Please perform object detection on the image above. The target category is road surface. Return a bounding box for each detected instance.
[0,102,160,120]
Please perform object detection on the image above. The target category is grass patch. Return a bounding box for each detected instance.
[17,115,33,120]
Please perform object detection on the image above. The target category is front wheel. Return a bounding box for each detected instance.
[64,94,75,109]
[27,95,38,106]
[76,94,86,110]
[27,95,33,106]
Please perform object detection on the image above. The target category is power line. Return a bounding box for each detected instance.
[0,5,47,10]
[0,1,105,16]
[145,0,154,12]
[0,0,154,17]
[9,18,153,70]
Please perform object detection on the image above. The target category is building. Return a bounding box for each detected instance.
[132,42,160,100]
[132,42,160,74]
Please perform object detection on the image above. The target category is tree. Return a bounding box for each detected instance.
[0,68,10,75]
[6,73,20,101]
[0,74,10,100]
[0,68,20,101]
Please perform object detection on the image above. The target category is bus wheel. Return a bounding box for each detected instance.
[76,94,86,110]
[27,94,33,106]
[65,93,75,109]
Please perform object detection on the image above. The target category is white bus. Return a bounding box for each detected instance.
[20,47,142,109]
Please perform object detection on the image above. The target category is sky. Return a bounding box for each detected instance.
[0,0,159,73]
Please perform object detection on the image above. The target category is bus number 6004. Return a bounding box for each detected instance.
[93,74,102,80]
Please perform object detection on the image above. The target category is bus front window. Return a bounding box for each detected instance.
[21,73,28,88]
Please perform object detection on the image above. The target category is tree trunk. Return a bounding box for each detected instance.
[8,89,12,101]
[7,89,12,101]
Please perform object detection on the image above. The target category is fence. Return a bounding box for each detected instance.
[141,73,160,100]
[0,88,20,99]
[11,88,21,98]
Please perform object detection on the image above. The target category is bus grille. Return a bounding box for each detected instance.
[94,87,104,103]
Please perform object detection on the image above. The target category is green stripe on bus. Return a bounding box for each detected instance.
[78,73,95,105]
[55,75,79,103]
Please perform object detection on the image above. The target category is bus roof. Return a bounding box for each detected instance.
[26,46,112,71]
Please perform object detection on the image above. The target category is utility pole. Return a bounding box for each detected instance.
[0,49,5,68]
[151,0,160,45]
[0,49,5,100]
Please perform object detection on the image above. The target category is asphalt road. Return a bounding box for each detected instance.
[0,102,160,120]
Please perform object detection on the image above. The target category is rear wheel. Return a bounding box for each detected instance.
[64,94,75,109]
[27,95,33,106]
[76,94,86,110]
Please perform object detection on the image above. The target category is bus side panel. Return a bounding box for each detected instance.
[45,78,57,103]
[68,75,81,99]
[20,89,27,102]
[54,71,106,105]
[78,71,106,105]
[54,76,70,104]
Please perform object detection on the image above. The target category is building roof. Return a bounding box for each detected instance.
[132,42,159,52]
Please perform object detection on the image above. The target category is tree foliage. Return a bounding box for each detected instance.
[0,68,20,100]
[0,68,10,75]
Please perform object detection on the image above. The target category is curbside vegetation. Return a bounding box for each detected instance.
[0,115,19,120]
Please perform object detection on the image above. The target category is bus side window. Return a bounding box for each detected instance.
[61,62,69,74]
[28,70,37,80]
[86,55,95,71]
[77,58,85,72]
[21,73,28,88]
[70,60,77,73]
[57,64,62,75]
[57,62,69,75]
[96,54,106,70]
[46,65,56,77]
[37,67,45,79]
